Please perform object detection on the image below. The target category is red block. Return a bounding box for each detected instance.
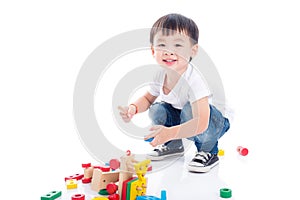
[237,146,248,156]
[82,163,91,168]
[72,194,85,200]
[65,174,84,181]
[82,177,92,184]
[107,182,118,194]
[108,193,120,200]
[109,159,120,170]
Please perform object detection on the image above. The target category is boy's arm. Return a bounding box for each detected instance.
[130,91,157,113]
[172,96,210,138]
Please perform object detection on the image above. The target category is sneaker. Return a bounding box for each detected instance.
[146,144,184,161]
[187,151,219,173]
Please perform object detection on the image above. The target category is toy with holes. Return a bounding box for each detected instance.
[136,190,167,200]
[118,150,138,198]
[66,179,78,189]
[126,159,151,200]
[220,188,232,198]
[82,163,94,183]
[41,191,62,200]
[237,146,248,156]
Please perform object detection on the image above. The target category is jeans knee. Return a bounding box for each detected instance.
[148,103,167,125]
[180,102,192,123]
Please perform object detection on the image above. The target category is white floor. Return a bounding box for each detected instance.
[48,134,252,200]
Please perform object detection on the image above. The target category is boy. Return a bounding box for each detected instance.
[118,13,230,173]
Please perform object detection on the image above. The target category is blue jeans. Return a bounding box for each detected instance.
[148,102,230,154]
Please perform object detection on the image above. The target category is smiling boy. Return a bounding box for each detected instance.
[118,13,230,172]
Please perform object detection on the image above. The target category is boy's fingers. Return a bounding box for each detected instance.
[118,106,127,113]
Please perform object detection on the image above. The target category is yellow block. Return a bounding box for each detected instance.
[218,149,225,156]
[129,177,148,200]
[91,197,109,200]
[66,179,77,189]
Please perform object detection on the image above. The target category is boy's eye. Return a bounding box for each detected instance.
[175,44,183,47]
[157,44,165,47]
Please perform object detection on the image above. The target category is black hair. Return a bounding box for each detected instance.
[150,13,199,45]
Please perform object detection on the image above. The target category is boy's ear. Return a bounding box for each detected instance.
[191,44,199,58]
[151,45,155,56]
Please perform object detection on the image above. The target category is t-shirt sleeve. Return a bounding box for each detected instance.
[148,70,163,97]
[188,72,211,103]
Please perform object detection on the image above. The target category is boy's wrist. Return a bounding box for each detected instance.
[129,104,138,114]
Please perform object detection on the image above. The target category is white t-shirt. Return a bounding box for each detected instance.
[148,65,211,109]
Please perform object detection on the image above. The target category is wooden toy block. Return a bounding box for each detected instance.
[220,188,232,198]
[126,178,139,200]
[160,190,166,200]
[84,166,94,178]
[65,174,84,181]
[218,149,225,156]
[121,177,136,200]
[118,171,133,197]
[66,179,78,189]
[82,163,92,168]
[92,197,109,200]
[106,182,118,194]
[120,154,138,173]
[94,165,111,172]
[41,191,62,200]
[82,177,92,184]
[108,193,120,200]
[91,168,120,191]
[237,146,248,156]
[109,159,121,170]
[144,137,154,142]
[134,160,151,176]
[129,177,148,200]
[71,194,85,200]
[135,190,166,200]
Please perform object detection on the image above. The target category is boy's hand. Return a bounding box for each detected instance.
[118,105,137,123]
[145,125,174,147]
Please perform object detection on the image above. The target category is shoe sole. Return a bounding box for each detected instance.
[146,152,185,161]
[187,160,219,173]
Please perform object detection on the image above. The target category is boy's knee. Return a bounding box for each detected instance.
[180,102,192,123]
[148,103,167,125]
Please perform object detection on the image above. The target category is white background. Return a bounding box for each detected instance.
[1,0,300,199]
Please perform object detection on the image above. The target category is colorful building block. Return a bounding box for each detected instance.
[121,177,136,200]
[220,188,232,198]
[41,191,62,200]
[107,183,118,194]
[237,146,248,156]
[82,163,92,168]
[129,177,148,200]
[126,178,138,200]
[82,177,92,184]
[91,168,120,191]
[66,179,78,189]
[72,194,85,200]
[144,137,154,142]
[108,193,120,200]
[218,149,225,156]
[136,190,166,200]
[65,174,84,181]
[92,197,109,200]
[109,159,120,170]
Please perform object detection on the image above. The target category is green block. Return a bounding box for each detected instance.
[126,178,138,200]
[41,191,62,200]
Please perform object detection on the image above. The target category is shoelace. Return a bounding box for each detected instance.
[194,151,211,162]
[154,144,168,152]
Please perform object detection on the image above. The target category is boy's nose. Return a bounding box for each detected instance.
[163,50,174,55]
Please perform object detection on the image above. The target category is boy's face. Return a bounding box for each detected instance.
[151,30,198,73]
